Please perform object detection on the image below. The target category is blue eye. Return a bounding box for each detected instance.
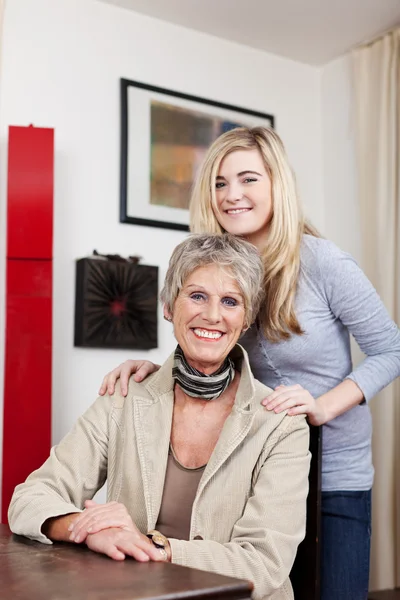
[190,293,206,301]
[243,177,257,183]
[222,297,238,307]
[215,182,226,189]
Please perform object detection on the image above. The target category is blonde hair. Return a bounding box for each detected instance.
[190,126,320,342]
[161,233,264,330]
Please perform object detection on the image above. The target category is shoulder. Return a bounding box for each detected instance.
[251,378,309,439]
[301,234,352,264]
[252,377,273,402]
[103,377,154,411]
[300,234,359,281]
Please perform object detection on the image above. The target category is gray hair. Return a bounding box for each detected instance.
[161,234,264,329]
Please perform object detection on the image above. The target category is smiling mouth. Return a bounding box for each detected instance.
[192,328,224,340]
[225,208,252,215]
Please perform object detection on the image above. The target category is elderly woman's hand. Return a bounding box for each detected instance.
[98,360,161,397]
[85,527,166,562]
[69,500,137,543]
[262,384,328,426]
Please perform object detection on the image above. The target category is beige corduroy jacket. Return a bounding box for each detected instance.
[9,345,310,600]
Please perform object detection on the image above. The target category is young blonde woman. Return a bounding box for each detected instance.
[99,127,400,600]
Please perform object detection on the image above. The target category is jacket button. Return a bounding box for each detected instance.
[194,535,203,540]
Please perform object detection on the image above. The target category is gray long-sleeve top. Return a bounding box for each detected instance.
[242,234,400,491]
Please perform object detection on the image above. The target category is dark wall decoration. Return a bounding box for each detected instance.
[74,254,158,350]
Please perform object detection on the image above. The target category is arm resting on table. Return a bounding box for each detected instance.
[8,395,112,544]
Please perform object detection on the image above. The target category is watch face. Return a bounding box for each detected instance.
[153,534,166,547]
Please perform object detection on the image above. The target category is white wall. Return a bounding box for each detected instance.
[321,54,365,373]
[321,53,361,261]
[0,0,324,510]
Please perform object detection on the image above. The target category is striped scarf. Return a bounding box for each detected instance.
[172,345,235,400]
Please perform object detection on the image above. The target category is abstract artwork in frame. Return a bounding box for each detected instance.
[74,256,158,350]
[120,78,275,231]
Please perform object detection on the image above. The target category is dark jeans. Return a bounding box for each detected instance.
[321,490,372,600]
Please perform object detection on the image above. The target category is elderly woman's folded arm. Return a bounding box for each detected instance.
[8,395,111,544]
[169,415,310,599]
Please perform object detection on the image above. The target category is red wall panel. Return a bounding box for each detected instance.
[2,126,54,524]
[7,126,54,260]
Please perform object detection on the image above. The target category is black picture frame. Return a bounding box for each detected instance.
[120,78,275,231]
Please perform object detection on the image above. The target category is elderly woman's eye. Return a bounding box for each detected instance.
[190,293,206,301]
[222,297,238,307]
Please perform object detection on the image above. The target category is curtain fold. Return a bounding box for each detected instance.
[352,29,400,591]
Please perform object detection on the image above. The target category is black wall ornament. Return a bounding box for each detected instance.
[74,251,158,350]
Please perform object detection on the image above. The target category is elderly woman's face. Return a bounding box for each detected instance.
[166,264,245,374]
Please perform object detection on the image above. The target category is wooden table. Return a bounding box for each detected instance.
[369,591,400,600]
[0,525,252,600]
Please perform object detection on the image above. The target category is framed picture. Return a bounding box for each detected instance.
[120,78,274,231]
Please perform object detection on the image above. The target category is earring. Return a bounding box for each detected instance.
[163,315,172,322]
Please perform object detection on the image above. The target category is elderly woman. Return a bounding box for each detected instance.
[9,234,310,600]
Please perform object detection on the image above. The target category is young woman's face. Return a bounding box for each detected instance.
[214,149,272,249]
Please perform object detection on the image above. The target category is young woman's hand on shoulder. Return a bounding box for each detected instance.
[263,384,328,426]
[99,360,161,397]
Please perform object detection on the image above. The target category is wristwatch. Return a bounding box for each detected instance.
[147,529,169,561]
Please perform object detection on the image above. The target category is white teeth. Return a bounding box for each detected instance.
[193,328,223,339]
[227,208,250,214]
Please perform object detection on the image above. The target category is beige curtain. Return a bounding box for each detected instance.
[352,29,400,591]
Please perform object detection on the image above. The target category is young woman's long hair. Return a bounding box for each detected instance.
[190,126,319,342]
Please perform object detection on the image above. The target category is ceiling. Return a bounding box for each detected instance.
[98,0,400,66]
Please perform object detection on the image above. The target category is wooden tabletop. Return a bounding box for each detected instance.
[368,591,400,600]
[0,524,252,600]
